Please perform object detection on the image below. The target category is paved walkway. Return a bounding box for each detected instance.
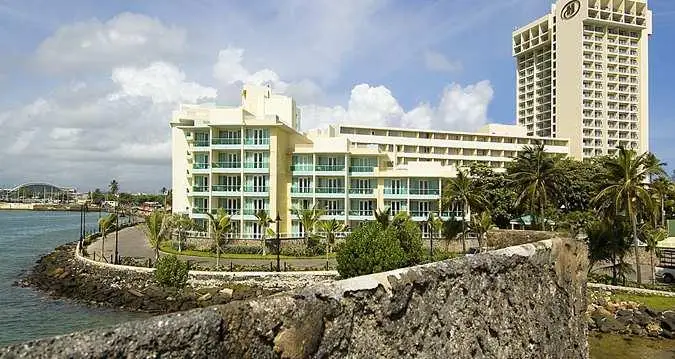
[588,282,675,297]
[87,225,336,269]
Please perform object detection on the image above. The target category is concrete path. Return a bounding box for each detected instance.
[588,282,675,297]
[87,225,336,269]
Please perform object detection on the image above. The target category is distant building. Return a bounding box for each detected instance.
[0,182,77,203]
[170,85,570,238]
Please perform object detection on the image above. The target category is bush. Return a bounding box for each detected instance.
[389,214,425,266]
[336,222,408,278]
[279,242,325,257]
[220,245,260,255]
[154,255,189,289]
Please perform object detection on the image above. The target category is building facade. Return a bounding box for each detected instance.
[171,85,569,238]
[513,0,651,159]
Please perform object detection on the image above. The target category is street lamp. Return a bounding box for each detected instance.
[275,214,281,272]
[114,206,119,264]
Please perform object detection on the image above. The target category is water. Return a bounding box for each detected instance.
[0,210,149,347]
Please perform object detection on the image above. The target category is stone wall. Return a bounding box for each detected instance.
[0,238,589,359]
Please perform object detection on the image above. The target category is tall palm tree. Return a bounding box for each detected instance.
[373,207,391,227]
[441,216,463,251]
[318,219,347,255]
[207,208,233,268]
[97,213,117,262]
[170,213,194,252]
[290,204,325,247]
[442,169,486,252]
[508,142,563,230]
[593,147,665,284]
[144,210,169,263]
[109,180,119,201]
[468,211,493,252]
[639,224,667,285]
[427,212,443,259]
[255,210,274,255]
[650,176,672,228]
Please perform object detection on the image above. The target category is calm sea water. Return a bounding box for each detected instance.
[0,210,149,347]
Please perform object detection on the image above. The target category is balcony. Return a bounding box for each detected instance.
[410,211,431,218]
[243,208,268,216]
[410,188,440,196]
[243,162,269,173]
[349,165,375,173]
[192,208,208,214]
[212,161,240,169]
[349,210,373,217]
[192,185,209,193]
[316,187,345,194]
[194,140,210,147]
[290,164,313,173]
[349,188,375,197]
[212,138,241,146]
[315,165,345,172]
[193,163,209,169]
[290,187,313,197]
[212,185,240,193]
[243,138,270,148]
[211,208,239,216]
[243,186,269,194]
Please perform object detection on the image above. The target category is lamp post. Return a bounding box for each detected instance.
[79,204,84,248]
[114,206,119,264]
[275,214,281,272]
[429,217,434,261]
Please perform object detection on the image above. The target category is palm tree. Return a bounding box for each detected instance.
[650,176,672,228]
[206,208,233,267]
[639,224,667,285]
[109,180,119,201]
[427,212,443,259]
[373,208,391,227]
[144,210,170,263]
[441,216,463,251]
[442,169,486,252]
[170,213,194,252]
[97,213,117,262]
[290,204,325,247]
[508,142,563,230]
[468,211,493,252]
[593,147,665,284]
[318,219,348,255]
[255,210,274,255]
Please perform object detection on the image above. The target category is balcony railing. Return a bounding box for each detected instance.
[384,188,409,195]
[290,164,313,172]
[349,188,374,195]
[212,162,240,169]
[192,208,208,214]
[194,140,210,147]
[410,211,431,217]
[349,166,374,173]
[210,208,239,216]
[243,186,269,193]
[243,162,269,169]
[315,187,345,194]
[243,208,268,215]
[349,210,372,216]
[244,138,270,145]
[193,163,209,169]
[192,186,209,192]
[324,210,346,216]
[212,185,240,192]
[410,188,440,195]
[212,138,241,145]
[291,187,313,194]
[315,165,345,172]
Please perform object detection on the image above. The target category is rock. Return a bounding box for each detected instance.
[596,317,625,333]
[128,289,144,297]
[52,267,64,277]
[660,315,675,332]
[662,329,674,339]
[586,315,597,330]
[593,307,613,319]
[629,324,647,336]
[633,312,654,327]
[646,307,661,317]
[198,293,212,301]
[166,296,174,301]
[219,288,233,298]
[646,322,663,337]
[616,309,633,318]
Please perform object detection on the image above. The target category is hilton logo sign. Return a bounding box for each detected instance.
[561,0,581,20]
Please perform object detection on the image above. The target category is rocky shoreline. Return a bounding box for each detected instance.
[16,242,281,314]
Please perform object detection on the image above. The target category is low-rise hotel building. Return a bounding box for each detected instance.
[171,85,569,238]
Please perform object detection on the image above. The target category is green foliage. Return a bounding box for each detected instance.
[556,159,602,212]
[220,245,262,255]
[318,219,348,253]
[468,211,493,250]
[144,210,170,261]
[558,210,595,239]
[90,188,105,205]
[373,208,391,227]
[468,163,520,228]
[585,218,632,284]
[280,242,325,257]
[154,255,189,289]
[441,216,463,250]
[336,222,407,278]
[389,212,425,266]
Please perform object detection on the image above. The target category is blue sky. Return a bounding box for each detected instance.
[0,0,674,192]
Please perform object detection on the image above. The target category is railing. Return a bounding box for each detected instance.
[243,162,269,169]
[315,165,345,172]
[212,162,240,169]
[384,188,409,195]
[349,188,374,195]
[315,187,345,194]
[192,208,208,214]
[290,164,314,172]
[291,187,313,194]
[212,185,240,192]
[244,138,270,145]
[409,188,440,195]
[192,186,209,192]
[243,186,269,193]
[323,210,346,216]
[349,210,372,216]
[243,208,268,215]
[210,209,239,216]
[212,138,241,145]
[194,140,210,147]
[410,211,431,217]
[193,163,209,169]
[349,166,374,173]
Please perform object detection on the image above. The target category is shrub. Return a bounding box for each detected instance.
[389,214,424,266]
[154,255,189,289]
[336,222,407,278]
[220,245,260,255]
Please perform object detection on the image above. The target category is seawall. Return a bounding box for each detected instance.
[1,238,589,358]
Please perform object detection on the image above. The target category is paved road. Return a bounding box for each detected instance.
[87,225,336,269]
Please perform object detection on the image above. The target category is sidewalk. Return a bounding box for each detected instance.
[87,225,336,269]
[588,282,675,297]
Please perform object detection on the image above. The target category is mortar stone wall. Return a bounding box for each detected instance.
[0,238,589,359]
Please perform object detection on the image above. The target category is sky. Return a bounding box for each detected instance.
[0,0,674,193]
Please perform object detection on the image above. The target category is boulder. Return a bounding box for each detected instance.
[592,307,613,319]
[660,315,675,332]
[632,312,654,327]
[586,316,597,330]
[628,324,647,336]
[198,292,212,301]
[128,289,144,298]
[219,288,234,298]
[646,322,663,337]
[662,329,674,340]
[596,317,625,333]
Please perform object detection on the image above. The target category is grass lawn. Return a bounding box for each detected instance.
[609,292,675,312]
[589,333,675,359]
[159,245,336,260]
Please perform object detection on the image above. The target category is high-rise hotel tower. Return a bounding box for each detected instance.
[513,0,652,159]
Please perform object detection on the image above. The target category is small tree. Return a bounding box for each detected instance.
[427,212,443,259]
[206,208,233,268]
[442,216,463,252]
[442,169,486,252]
[144,210,170,263]
[468,211,493,252]
[170,213,194,252]
[154,255,189,289]
[373,208,391,227]
[639,224,667,284]
[255,210,274,255]
[97,213,117,261]
[109,179,119,201]
[389,212,425,266]
[336,222,406,278]
[319,219,348,255]
[290,204,325,251]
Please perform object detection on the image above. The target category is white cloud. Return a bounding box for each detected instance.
[424,50,462,72]
[299,81,494,132]
[110,62,217,104]
[49,127,81,140]
[34,12,186,73]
